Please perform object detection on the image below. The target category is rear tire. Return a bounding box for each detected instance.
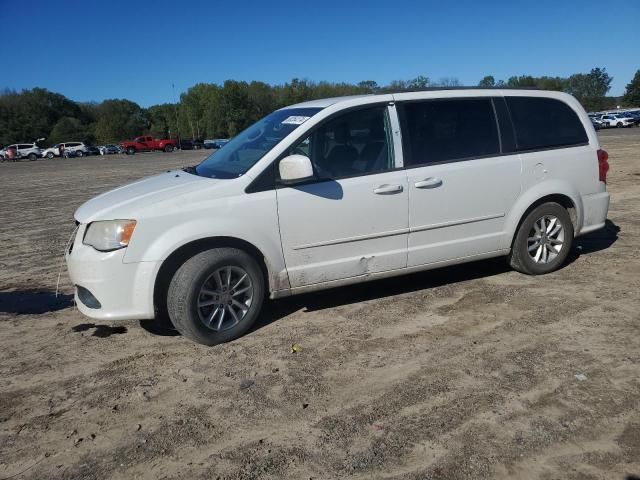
[28,153,38,161]
[167,248,265,346]
[127,147,136,155]
[46,152,54,159]
[616,122,623,128]
[76,150,84,157]
[164,144,174,152]
[508,202,573,275]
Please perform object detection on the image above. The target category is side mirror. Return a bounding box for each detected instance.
[279,154,314,183]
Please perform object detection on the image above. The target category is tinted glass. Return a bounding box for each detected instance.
[290,106,393,179]
[506,97,588,151]
[401,98,499,166]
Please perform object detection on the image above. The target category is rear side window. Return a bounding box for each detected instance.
[400,98,500,166]
[506,97,588,151]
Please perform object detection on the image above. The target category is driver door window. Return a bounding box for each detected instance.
[291,106,394,180]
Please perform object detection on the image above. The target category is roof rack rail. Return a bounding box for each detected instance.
[385,86,544,93]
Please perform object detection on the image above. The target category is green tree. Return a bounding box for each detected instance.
[565,67,612,110]
[478,76,495,87]
[147,104,178,139]
[566,67,612,99]
[0,88,83,145]
[506,75,538,88]
[408,76,431,89]
[94,99,148,143]
[622,69,640,106]
[357,80,379,93]
[434,77,461,87]
[49,117,94,144]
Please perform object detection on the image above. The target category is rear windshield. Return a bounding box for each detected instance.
[506,97,588,151]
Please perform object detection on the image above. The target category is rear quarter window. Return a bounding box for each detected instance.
[506,97,588,151]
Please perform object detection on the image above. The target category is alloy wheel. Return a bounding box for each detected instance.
[527,215,565,264]
[196,266,253,331]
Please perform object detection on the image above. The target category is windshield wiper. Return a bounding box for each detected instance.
[182,165,198,175]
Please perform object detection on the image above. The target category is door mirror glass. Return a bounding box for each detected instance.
[279,154,314,183]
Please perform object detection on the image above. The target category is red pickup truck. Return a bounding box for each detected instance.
[120,136,178,154]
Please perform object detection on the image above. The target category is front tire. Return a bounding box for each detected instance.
[127,147,136,155]
[28,153,38,161]
[508,202,574,275]
[46,152,54,159]
[164,144,174,152]
[167,248,265,346]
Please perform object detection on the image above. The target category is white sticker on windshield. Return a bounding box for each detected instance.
[282,116,311,125]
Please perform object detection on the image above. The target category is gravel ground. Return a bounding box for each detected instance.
[0,130,639,479]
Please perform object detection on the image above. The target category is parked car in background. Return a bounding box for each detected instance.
[0,145,18,161]
[99,144,121,155]
[87,146,101,156]
[624,110,640,126]
[192,139,205,150]
[66,89,610,346]
[590,117,602,130]
[0,143,42,161]
[203,139,229,149]
[120,136,178,155]
[42,142,89,158]
[179,139,194,150]
[599,114,635,128]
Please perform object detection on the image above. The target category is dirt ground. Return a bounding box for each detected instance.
[1,130,639,480]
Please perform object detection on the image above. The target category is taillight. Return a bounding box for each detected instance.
[597,149,609,183]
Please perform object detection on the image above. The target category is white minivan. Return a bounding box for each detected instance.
[66,89,610,345]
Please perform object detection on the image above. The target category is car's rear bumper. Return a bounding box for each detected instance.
[579,191,610,235]
[65,226,157,320]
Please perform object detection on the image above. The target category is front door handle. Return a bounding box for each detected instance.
[414,177,443,189]
[373,184,403,195]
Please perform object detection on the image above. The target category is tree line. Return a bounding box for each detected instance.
[1,67,638,147]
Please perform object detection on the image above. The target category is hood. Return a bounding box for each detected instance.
[74,170,214,223]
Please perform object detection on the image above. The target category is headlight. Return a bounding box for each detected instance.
[83,220,137,252]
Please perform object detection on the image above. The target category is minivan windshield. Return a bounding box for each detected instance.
[194,107,323,179]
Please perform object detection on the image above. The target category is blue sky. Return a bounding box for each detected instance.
[1,0,638,107]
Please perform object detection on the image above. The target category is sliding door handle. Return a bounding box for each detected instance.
[414,177,443,189]
[373,184,403,195]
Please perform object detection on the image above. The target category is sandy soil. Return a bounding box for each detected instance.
[0,131,639,479]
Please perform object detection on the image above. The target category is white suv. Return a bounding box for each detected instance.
[42,142,90,158]
[599,114,635,128]
[66,89,610,345]
[0,143,42,161]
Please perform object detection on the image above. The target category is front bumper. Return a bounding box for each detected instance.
[65,225,158,320]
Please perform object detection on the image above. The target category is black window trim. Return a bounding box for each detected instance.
[246,102,399,193]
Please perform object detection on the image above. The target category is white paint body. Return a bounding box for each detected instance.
[66,89,610,320]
